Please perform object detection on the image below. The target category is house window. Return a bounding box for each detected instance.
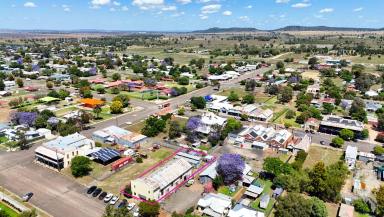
[67,154,69,159]
[76,151,78,155]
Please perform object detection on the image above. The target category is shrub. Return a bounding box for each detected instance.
[331,137,344,148]
[136,157,143,163]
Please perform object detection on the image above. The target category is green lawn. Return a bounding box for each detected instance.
[250,179,275,216]
[218,88,249,98]
[124,91,169,101]
[0,202,19,217]
[0,136,8,144]
[54,106,78,117]
[218,186,239,197]
[304,145,343,168]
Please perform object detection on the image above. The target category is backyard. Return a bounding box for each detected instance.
[250,179,275,216]
[96,147,174,195]
[0,202,19,217]
[304,145,343,168]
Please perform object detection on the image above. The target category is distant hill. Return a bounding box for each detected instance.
[192,27,261,33]
[273,25,382,32]
[192,26,384,33]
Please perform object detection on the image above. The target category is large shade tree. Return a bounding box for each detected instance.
[216,153,245,185]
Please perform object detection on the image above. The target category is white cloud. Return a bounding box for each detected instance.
[199,14,208,20]
[113,1,121,6]
[222,10,232,16]
[176,0,191,4]
[62,4,71,12]
[121,6,129,11]
[354,7,363,12]
[91,0,111,6]
[276,0,289,3]
[246,5,252,9]
[24,2,37,8]
[319,8,333,13]
[201,4,221,14]
[162,5,177,11]
[291,3,311,8]
[132,0,164,10]
[171,12,185,17]
[110,7,116,11]
[239,16,250,21]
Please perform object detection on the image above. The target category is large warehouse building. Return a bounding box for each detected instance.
[131,158,193,201]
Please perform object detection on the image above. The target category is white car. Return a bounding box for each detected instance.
[133,211,139,217]
[109,196,119,205]
[104,193,113,203]
[127,203,136,211]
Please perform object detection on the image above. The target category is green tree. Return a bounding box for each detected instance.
[274,193,312,217]
[276,61,285,69]
[178,76,190,85]
[110,100,123,114]
[331,137,344,148]
[138,201,160,217]
[16,78,24,87]
[263,157,292,176]
[373,146,384,155]
[227,91,239,102]
[0,79,4,91]
[349,98,367,122]
[111,73,121,81]
[19,209,38,217]
[353,198,371,214]
[322,103,334,114]
[169,121,182,139]
[93,105,102,119]
[141,116,167,137]
[279,86,293,103]
[374,185,384,216]
[242,94,255,104]
[310,197,328,217]
[221,118,242,139]
[339,129,355,141]
[70,156,92,177]
[190,96,206,109]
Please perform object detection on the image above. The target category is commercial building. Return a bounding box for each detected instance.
[92,126,147,148]
[35,133,95,169]
[131,158,193,201]
[319,115,364,138]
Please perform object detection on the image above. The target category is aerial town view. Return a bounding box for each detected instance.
[1,0,384,217]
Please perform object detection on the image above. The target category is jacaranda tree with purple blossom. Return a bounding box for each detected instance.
[217,153,245,185]
[186,116,201,131]
[12,112,38,127]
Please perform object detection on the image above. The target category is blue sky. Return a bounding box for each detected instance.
[0,0,383,31]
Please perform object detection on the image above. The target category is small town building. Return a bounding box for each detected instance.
[131,158,193,201]
[338,203,354,217]
[319,115,364,138]
[259,194,270,209]
[228,204,265,217]
[92,126,147,148]
[34,133,95,169]
[79,98,104,108]
[196,112,227,134]
[345,146,358,170]
[244,184,264,199]
[197,193,232,217]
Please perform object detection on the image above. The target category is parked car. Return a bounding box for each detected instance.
[98,192,107,200]
[320,141,326,145]
[104,193,113,203]
[22,192,33,202]
[117,199,127,209]
[87,186,97,194]
[127,203,136,211]
[109,196,119,205]
[92,188,102,197]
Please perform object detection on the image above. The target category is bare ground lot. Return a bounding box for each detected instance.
[304,144,343,168]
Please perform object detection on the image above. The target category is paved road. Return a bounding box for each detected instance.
[0,147,104,217]
[81,67,272,137]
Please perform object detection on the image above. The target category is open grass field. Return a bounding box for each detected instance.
[349,55,384,65]
[304,145,343,168]
[302,70,320,80]
[97,147,174,195]
[0,202,19,217]
[54,106,78,117]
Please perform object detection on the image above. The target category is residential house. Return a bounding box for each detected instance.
[34,133,95,169]
[199,161,218,184]
[92,126,147,148]
[287,134,311,153]
[338,204,354,217]
[131,158,193,201]
[228,204,265,217]
[197,193,232,217]
[365,90,379,97]
[345,146,358,170]
[50,73,71,82]
[196,112,227,134]
[319,115,364,138]
[259,194,270,209]
[244,184,263,200]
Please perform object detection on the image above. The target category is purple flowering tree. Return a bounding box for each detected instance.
[170,88,179,97]
[216,154,245,185]
[12,112,38,127]
[186,116,201,131]
[144,78,157,87]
